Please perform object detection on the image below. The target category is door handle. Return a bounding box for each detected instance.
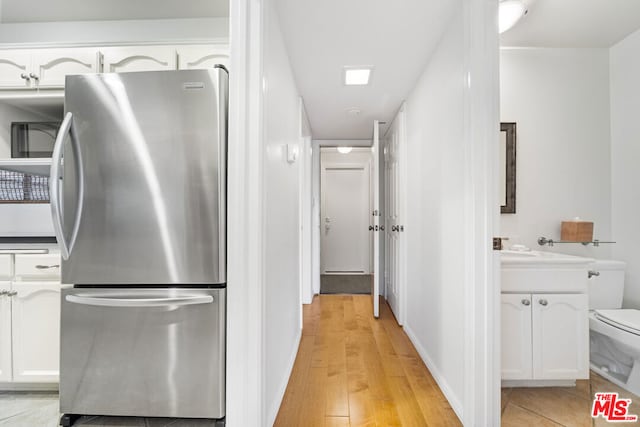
[50,112,85,260]
[65,294,214,308]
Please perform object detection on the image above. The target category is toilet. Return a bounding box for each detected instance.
[588,259,640,395]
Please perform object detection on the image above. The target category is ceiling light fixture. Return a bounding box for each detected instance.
[337,147,353,154]
[344,67,372,85]
[499,0,527,34]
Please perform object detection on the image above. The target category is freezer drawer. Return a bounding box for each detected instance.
[60,287,225,419]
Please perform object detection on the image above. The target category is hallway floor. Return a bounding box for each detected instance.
[274,295,461,426]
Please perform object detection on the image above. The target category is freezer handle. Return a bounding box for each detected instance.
[50,112,85,261]
[65,294,214,308]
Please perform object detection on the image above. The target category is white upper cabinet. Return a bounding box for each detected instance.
[32,48,101,88]
[177,45,229,70]
[102,46,177,73]
[0,48,100,89]
[0,51,31,89]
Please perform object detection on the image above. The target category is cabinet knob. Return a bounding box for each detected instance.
[20,73,30,81]
[0,290,7,296]
[29,73,39,80]
[521,299,530,306]
[380,225,385,231]
[539,299,548,306]
[6,291,17,297]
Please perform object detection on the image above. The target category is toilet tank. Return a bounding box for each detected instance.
[588,260,626,310]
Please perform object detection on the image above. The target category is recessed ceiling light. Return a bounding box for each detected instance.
[344,67,372,85]
[337,147,353,154]
[499,0,527,34]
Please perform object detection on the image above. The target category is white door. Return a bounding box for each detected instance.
[384,109,404,322]
[320,163,370,274]
[0,281,12,382]
[11,282,61,383]
[372,120,381,318]
[532,293,589,380]
[501,293,532,380]
[102,46,177,73]
[32,48,101,88]
[0,51,32,88]
[177,45,230,70]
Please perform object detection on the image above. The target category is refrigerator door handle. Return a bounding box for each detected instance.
[50,112,85,260]
[65,294,214,308]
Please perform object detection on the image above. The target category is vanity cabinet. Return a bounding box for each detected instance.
[102,46,178,73]
[0,252,61,387]
[502,292,589,381]
[0,48,101,89]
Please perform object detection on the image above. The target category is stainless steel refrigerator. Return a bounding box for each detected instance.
[51,68,228,424]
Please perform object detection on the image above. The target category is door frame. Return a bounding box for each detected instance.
[320,160,372,275]
[382,103,407,326]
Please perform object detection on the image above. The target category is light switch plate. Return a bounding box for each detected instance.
[287,144,299,163]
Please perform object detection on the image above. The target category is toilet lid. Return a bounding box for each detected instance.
[595,309,640,335]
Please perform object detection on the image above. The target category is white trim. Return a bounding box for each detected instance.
[0,39,229,50]
[461,0,501,425]
[226,0,266,425]
[266,329,302,426]
[403,324,463,420]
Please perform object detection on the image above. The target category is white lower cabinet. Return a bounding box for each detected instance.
[0,281,12,382]
[11,282,61,383]
[501,292,589,381]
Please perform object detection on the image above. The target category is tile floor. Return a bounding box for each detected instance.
[0,392,220,427]
[2,371,639,426]
[502,372,640,426]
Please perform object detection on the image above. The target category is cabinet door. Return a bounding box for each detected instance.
[32,48,101,88]
[11,282,61,383]
[102,46,177,73]
[177,45,229,70]
[532,293,589,380]
[501,293,532,380]
[0,282,11,382]
[0,51,32,88]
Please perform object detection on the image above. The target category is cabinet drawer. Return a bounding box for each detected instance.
[14,254,61,280]
[0,255,11,279]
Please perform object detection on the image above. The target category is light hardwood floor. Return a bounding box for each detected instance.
[274,294,461,427]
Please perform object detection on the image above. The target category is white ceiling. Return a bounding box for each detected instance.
[500,0,640,48]
[275,0,455,140]
[0,0,229,23]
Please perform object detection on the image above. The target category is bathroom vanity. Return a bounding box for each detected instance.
[501,250,593,386]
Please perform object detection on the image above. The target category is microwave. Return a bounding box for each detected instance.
[11,121,60,158]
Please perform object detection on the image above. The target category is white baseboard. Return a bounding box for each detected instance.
[403,324,464,422]
[0,383,58,391]
[502,379,575,388]
[266,327,302,426]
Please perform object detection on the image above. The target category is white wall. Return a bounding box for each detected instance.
[500,48,612,258]
[402,5,465,418]
[311,140,321,295]
[262,2,303,424]
[0,18,228,45]
[611,28,640,308]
